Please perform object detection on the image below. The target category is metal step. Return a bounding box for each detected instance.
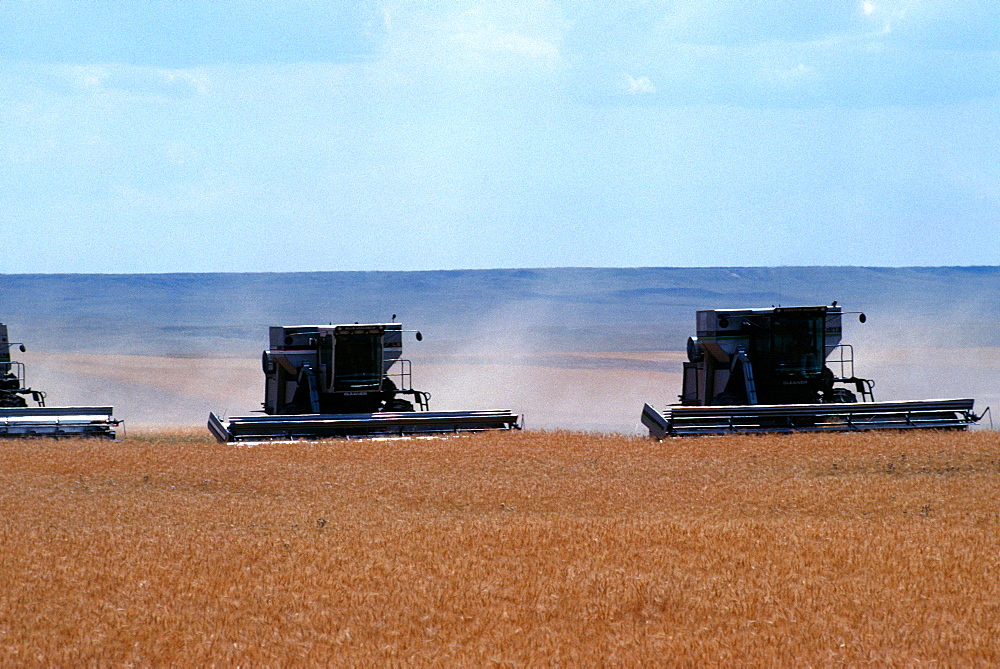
[209,409,523,442]
[642,399,983,438]
[0,406,120,439]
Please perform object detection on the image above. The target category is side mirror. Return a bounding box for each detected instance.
[859,313,866,323]
[18,344,25,353]
[415,331,423,342]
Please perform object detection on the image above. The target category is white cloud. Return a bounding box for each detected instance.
[0,0,379,67]
[560,0,1000,107]
[379,1,565,73]
[871,0,1000,50]
[49,64,213,99]
[774,62,816,82]
[452,25,559,64]
[621,74,656,95]
[66,66,111,91]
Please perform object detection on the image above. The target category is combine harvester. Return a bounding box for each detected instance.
[0,323,120,438]
[642,304,985,438]
[209,320,521,442]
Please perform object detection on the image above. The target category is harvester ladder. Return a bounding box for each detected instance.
[732,348,758,405]
[301,365,321,413]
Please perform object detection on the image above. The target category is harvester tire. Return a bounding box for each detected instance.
[827,388,858,403]
[385,398,415,412]
[0,393,27,408]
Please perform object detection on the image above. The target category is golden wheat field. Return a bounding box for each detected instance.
[2,428,1000,665]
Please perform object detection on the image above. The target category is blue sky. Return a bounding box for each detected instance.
[1,1,998,273]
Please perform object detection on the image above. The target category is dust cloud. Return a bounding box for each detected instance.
[16,349,684,434]
[847,310,999,426]
[410,299,684,433]
[13,298,688,434]
[18,351,260,429]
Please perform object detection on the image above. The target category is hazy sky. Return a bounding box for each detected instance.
[2,1,998,273]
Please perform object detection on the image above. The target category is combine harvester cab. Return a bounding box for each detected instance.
[209,321,521,442]
[0,323,120,439]
[642,304,985,438]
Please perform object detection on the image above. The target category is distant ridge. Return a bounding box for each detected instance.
[2,266,998,355]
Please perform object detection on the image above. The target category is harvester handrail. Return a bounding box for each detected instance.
[4,360,27,384]
[668,397,975,418]
[387,358,414,392]
[0,406,116,418]
[827,343,855,380]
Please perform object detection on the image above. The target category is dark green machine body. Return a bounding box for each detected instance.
[681,305,870,406]
[262,323,428,415]
[0,323,45,408]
